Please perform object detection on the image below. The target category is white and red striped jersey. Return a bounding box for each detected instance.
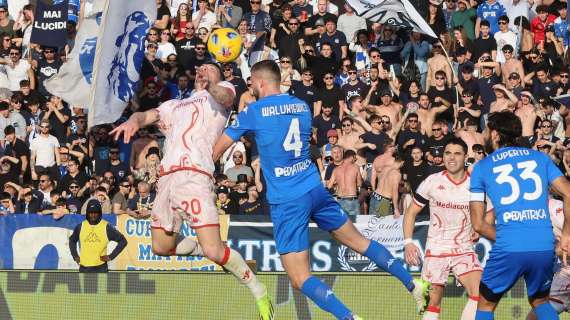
[156,82,235,176]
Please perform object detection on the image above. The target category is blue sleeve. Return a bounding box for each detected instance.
[225,106,256,142]
[546,155,564,184]
[498,4,506,18]
[470,160,487,201]
[476,5,483,19]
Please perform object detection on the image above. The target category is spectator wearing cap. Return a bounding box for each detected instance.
[472,20,497,62]
[450,0,476,40]
[238,184,263,214]
[494,16,517,63]
[531,5,556,45]
[32,46,62,98]
[427,147,445,174]
[30,119,60,181]
[230,173,249,205]
[316,17,347,62]
[505,72,524,97]
[216,186,238,214]
[315,71,345,119]
[341,65,369,103]
[553,3,570,47]
[112,178,134,215]
[475,0,506,36]
[321,128,339,164]
[225,150,253,184]
[69,199,127,273]
[337,3,366,43]
[312,99,341,149]
[3,125,28,182]
[0,101,25,141]
[289,68,319,113]
[44,95,71,143]
[3,45,34,92]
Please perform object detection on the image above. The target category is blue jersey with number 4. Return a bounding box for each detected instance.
[225,93,321,204]
[470,147,562,252]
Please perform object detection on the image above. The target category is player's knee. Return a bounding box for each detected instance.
[152,243,174,256]
[289,274,311,290]
[201,245,225,264]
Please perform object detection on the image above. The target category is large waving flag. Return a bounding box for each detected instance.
[44,1,105,108]
[346,0,437,38]
[88,0,156,127]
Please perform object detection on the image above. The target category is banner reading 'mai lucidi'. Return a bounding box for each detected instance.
[30,0,68,48]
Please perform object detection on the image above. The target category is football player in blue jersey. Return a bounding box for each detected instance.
[470,111,570,320]
[213,60,431,320]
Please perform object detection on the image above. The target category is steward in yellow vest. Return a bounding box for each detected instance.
[69,199,127,272]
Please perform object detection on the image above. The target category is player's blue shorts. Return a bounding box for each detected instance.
[481,250,554,301]
[270,184,349,254]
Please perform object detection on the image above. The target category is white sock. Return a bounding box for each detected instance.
[460,296,478,320]
[221,247,266,299]
[174,237,204,256]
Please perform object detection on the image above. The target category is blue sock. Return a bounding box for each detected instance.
[300,276,352,320]
[475,310,494,320]
[534,302,559,320]
[363,241,414,291]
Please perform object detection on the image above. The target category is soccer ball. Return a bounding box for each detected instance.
[207,28,243,63]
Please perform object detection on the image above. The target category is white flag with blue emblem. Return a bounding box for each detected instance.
[44,1,104,107]
[88,0,155,127]
[346,0,437,38]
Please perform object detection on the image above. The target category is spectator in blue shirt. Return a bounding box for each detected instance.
[553,3,570,47]
[475,0,506,36]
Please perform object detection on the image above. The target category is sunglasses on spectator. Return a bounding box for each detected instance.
[502,50,512,53]
[110,150,119,154]
[121,184,131,188]
[195,47,206,50]
[322,106,332,109]
[149,32,158,36]
[381,120,390,124]
[542,125,552,128]
[44,50,55,54]
[432,128,442,131]
[342,123,352,127]
[435,76,445,80]
[348,71,357,74]
[288,22,299,25]
[302,73,312,76]
[147,44,157,49]
[40,180,49,183]
[324,76,334,80]
[162,32,170,35]
[9,52,19,56]
[40,125,49,129]
[408,119,418,123]
[498,21,508,25]
[476,151,484,154]
[168,59,177,62]
[305,49,314,53]
[280,60,290,63]
[561,74,569,78]
[370,55,380,58]
[69,185,79,189]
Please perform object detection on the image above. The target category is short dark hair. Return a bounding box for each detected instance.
[445,137,468,154]
[498,15,509,23]
[0,192,10,201]
[4,125,14,135]
[344,149,356,159]
[251,60,281,84]
[480,20,490,28]
[487,111,522,147]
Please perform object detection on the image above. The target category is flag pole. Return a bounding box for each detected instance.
[86,0,110,130]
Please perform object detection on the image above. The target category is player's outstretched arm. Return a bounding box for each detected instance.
[110,109,160,144]
[551,176,570,265]
[213,134,236,163]
[403,201,423,266]
[470,201,496,241]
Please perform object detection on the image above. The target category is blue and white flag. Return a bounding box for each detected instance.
[88,0,155,127]
[44,2,104,107]
[346,0,437,38]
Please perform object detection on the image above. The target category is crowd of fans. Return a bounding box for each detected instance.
[0,0,568,219]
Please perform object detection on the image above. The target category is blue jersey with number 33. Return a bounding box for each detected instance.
[225,93,321,204]
[470,146,563,252]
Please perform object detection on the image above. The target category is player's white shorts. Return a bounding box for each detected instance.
[550,268,570,312]
[421,251,483,286]
[151,170,218,232]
